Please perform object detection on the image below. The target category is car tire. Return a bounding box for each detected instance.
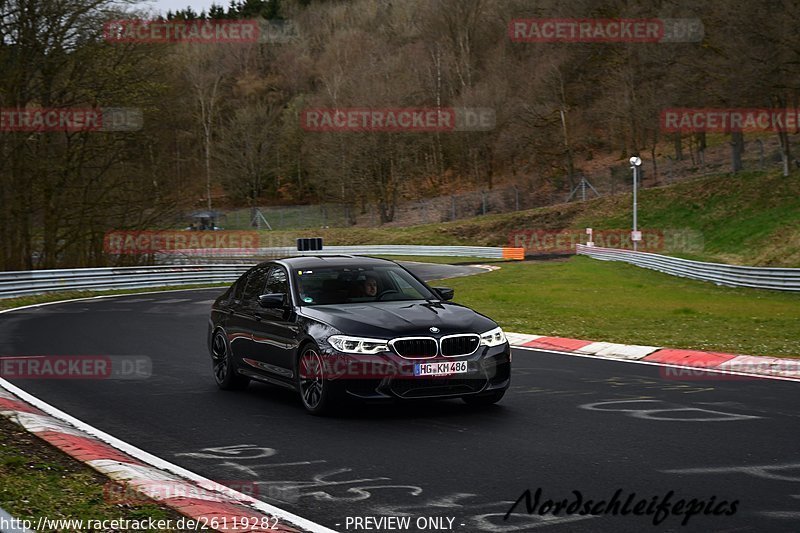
[462,389,505,406]
[297,343,338,416]
[211,329,249,391]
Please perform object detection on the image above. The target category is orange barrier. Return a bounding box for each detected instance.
[502,247,525,260]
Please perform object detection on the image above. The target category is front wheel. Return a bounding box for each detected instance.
[297,344,337,415]
[462,389,505,406]
[211,330,249,391]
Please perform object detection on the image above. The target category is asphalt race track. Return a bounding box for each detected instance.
[1,262,798,533]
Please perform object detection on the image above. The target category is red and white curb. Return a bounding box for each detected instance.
[0,378,336,533]
[506,333,800,382]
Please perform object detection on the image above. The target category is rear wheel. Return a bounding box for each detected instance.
[462,389,505,406]
[211,330,249,391]
[297,344,337,415]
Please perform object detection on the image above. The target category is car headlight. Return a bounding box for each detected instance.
[480,327,507,347]
[328,335,390,354]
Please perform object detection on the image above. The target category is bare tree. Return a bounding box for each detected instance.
[178,43,233,211]
[216,100,281,205]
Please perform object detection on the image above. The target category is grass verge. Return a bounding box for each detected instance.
[0,416,192,532]
[437,256,800,358]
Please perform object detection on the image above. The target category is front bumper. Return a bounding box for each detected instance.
[321,343,511,400]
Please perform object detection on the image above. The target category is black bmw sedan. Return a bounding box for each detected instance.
[208,256,510,415]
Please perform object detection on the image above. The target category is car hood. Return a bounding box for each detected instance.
[300,300,497,339]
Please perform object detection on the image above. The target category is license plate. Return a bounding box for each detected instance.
[414,361,468,376]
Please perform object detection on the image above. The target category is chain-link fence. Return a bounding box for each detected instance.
[220,184,565,231]
[224,204,350,230]
[218,134,795,231]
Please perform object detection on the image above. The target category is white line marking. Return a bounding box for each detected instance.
[580,399,761,421]
[663,462,800,482]
[510,344,800,383]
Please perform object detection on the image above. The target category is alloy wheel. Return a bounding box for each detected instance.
[299,348,325,409]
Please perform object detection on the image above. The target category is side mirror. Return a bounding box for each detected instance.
[258,293,286,308]
[433,287,454,301]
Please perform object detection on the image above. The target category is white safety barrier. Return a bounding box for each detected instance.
[577,244,800,291]
[0,265,250,298]
[153,245,524,263]
[0,245,523,298]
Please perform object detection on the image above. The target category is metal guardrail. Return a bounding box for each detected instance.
[576,244,800,291]
[0,245,522,298]
[153,245,524,263]
[0,265,251,298]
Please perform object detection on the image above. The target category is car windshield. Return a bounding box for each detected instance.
[293,264,436,306]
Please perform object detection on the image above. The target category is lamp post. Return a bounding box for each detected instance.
[629,156,642,251]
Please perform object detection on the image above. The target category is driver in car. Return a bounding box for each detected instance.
[351,274,379,298]
[363,275,378,297]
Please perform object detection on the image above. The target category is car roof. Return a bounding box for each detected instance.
[272,255,397,269]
